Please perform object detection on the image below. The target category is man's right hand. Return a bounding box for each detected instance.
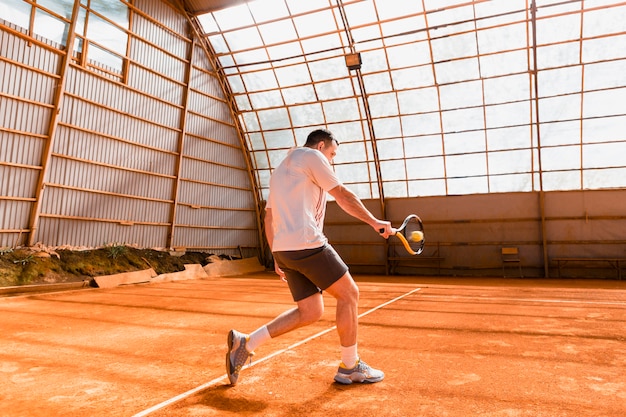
[375,220,394,239]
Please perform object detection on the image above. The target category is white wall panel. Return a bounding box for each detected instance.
[188,90,231,122]
[189,69,224,99]
[181,158,248,188]
[134,0,189,41]
[179,181,251,210]
[53,125,178,176]
[126,65,185,106]
[46,158,174,201]
[176,206,256,229]
[41,187,171,224]
[0,96,52,136]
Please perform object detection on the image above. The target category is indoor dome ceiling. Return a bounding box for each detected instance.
[179,0,626,200]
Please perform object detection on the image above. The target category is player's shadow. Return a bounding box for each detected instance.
[275,383,365,417]
[192,385,269,413]
[184,381,362,415]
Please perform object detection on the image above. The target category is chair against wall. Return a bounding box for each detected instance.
[501,247,523,278]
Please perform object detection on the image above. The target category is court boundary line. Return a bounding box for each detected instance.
[419,294,626,307]
[131,287,422,417]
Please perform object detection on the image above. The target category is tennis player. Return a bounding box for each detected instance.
[226,128,393,385]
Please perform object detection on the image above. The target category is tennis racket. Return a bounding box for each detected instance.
[380,214,425,255]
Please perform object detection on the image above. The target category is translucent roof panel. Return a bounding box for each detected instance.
[198,0,626,199]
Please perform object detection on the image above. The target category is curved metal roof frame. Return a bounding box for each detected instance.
[178,0,626,221]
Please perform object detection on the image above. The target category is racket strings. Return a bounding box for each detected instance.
[404,219,424,251]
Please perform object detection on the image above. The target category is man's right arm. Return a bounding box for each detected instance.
[328,185,392,238]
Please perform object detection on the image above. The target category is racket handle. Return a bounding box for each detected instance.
[379,227,397,235]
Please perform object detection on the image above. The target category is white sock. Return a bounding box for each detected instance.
[341,344,358,369]
[247,325,271,352]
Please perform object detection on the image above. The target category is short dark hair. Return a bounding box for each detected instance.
[304,128,339,148]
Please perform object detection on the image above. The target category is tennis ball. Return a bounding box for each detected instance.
[411,230,424,242]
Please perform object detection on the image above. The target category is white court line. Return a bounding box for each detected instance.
[419,294,626,307]
[131,287,422,417]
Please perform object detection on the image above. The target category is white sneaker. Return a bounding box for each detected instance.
[334,358,384,384]
[225,329,254,385]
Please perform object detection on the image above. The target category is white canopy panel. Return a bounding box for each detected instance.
[196,0,626,200]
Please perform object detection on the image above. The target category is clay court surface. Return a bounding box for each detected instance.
[1,273,625,417]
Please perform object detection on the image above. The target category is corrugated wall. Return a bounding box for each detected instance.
[326,189,626,279]
[0,1,260,257]
[1,21,58,249]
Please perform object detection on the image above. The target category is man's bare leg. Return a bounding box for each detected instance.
[324,272,385,384]
[226,292,324,385]
[266,292,325,338]
[323,272,359,347]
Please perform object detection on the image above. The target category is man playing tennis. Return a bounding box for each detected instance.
[226,128,393,385]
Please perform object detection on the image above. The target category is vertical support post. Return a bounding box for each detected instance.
[530,2,550,277]
[27,0,81,246]
[167,36,195,250]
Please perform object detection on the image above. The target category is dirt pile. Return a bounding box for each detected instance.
[0,244,210,287]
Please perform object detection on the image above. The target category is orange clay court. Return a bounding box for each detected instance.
[1,273,625,417]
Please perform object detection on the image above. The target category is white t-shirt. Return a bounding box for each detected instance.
[266,147,341,251]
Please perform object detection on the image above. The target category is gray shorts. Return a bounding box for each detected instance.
[273,244,349,302]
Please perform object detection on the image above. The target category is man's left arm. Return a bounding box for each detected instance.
[264,208,286,281]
